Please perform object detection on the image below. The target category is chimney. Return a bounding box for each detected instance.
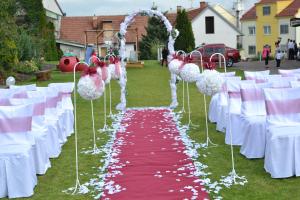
[200,1,207,8]
[92,15,98,29]
[177,6,182,13]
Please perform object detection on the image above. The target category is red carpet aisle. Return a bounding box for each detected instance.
[101,108,209,200]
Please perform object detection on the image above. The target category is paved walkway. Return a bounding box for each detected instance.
[233,59,300,74]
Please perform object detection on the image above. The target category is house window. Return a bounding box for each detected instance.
[205,16,214,34]
[248,26,256,35]
[280,24,289,34]
[248,45,256,55]
[264,25,271,35]
[263,6,271,16]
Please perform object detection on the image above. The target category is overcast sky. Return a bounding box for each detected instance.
[57,0,257,16]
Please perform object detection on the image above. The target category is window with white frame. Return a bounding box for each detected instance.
[264,25,271,35]
[248,45,256,55]
[280,24,289,34]
[263,6,271,16]
[248,26,256,35]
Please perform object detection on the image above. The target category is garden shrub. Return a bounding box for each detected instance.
[14,60,39,74]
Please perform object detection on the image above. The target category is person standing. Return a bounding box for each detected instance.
[161,46,169,67]
[276,50,283,68]
[262,45,271,68]
[294,40,298,60]
[288,39,294,60]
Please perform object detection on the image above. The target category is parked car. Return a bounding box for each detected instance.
[193,44,240,67]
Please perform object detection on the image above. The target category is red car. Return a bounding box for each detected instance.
[194,44,240,68]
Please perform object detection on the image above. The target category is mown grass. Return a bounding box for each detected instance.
[5,61,300,200]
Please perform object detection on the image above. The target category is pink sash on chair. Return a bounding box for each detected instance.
[0,117,32,133]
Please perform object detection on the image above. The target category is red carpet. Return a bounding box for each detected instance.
[101,108,209,200]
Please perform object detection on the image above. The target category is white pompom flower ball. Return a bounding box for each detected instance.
[196,70,224,96]
[77,67,105,100]
[168,59,183,75]
[179,63,201,83]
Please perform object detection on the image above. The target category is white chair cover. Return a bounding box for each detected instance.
[244,70,270,83]
[27,91,62,158]
[37,87,66,144]
[220,71,236,77]
[278,69,300,77]
[209,72,236,123]
[225,80,255,145]
[239,82,272,158]
[263,87,300,178]
[48,83,74,137]
[10,84,36,90]
[0,104,37,198]
[216,76,241,132]
[0,88,27,99]
[10,98,51,175]
[290,81,300,88]
[267,76,297,88]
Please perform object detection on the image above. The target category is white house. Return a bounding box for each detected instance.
[188,2,242,48]
[42,0,64,39]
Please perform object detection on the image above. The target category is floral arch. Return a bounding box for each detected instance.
[116,9,179,110]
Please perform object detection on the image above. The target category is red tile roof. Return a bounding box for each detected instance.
[59,5,209,45]
[240,6,256,21]
[60,15,148,44]
[187,5,208,20]
[257,0,290,3]
[276,0,300,17]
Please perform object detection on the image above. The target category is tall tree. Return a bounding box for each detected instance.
[17,0,58,61]
[139,12,169,60]
[0,0,18,77]
[174,9,195,52]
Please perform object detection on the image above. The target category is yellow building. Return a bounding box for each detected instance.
[241,0,300,58]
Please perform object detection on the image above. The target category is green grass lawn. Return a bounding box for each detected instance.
[6,61,300,200]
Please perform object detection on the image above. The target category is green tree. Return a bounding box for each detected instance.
[44,22,58,61]
[174,9,195,52]
[17,0,58,61]
[139,15,169,60]
[0,0,18,77]
[17,0,47,35]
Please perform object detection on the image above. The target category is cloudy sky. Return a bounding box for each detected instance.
[57,0,257,16]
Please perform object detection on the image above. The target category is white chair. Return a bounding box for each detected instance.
[27,90,62,158]
[263,87,300,178]
[48,83,74,137]
[239,82,272,158]
[10,84,36,91]
[0,89,22,106]
[290,81,300,88]
[209,72,236,123]
[0,104,37,198]
[267,76,297,88]
[216,76,242,132]
[0,88,24,99]
[10,97,51,175]
[244,70,270,83]
[37,87,66,145]
[278,69,300,77]
[225,79,255,145]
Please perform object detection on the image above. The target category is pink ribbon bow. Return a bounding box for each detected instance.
[179,56,194,70]
[81,66,103,91]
